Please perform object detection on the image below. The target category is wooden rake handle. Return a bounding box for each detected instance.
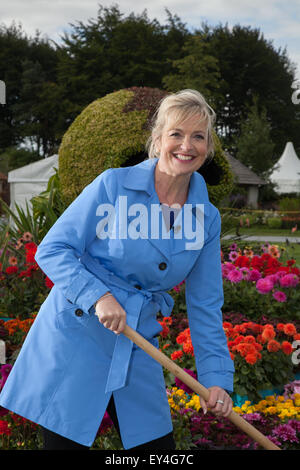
[123,325,281,451]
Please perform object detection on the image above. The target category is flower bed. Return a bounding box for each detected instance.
[221,242,300,321]
[0,239,300,449]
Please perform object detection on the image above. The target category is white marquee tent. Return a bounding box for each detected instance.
[8,154,59,213]
[269,142,300,194]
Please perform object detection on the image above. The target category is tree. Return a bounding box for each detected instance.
[199,23,300,158]
[0,22,63,158]
[234,96,275,175]
[56,5,189,112]
[162,33,224,109]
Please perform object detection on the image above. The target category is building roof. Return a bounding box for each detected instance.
[224,152,266,186]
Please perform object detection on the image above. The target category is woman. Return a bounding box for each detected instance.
[0,89,234,450]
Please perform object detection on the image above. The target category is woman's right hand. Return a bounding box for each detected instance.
[94,293,127,335]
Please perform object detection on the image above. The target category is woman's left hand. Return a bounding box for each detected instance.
[199,386,233,418]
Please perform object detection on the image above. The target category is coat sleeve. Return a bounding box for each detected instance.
[34,169,115,313]
[185,206,235,393]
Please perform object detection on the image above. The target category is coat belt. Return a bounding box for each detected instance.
[80,253,174,392]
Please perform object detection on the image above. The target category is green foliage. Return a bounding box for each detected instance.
[233,349,294,403]
[200,23,299,155]
[234,96,275,175]
[31,169,67,233]
[162,33,223,108]
[267,217,282,229]
[0,146,40,173]
[0,169,66,251]
[279,197,300,212]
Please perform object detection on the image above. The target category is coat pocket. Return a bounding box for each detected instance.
[56,305,91,330]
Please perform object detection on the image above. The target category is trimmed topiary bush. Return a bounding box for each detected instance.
[58,87,234,206]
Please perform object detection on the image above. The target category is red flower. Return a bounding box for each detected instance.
[0,420,11,435]
[176,329,190,345]
[261,326,276,342]
[283,323,297,336]
[183,340,194,356]
[245,353,258,365]
[281,341,293,355]
[45,276,54,288]
[5,266,18,275]
[267,340,281,352]
[171,350,183,360]
[234,255,251,268]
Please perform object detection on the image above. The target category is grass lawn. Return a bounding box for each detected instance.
[222,226,300,267]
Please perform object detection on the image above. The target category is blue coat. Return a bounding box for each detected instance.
[0,158,234,449]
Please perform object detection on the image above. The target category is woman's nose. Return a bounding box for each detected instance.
[180,135,192,151]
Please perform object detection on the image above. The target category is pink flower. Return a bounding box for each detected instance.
[229,243,237,251]
[221,262,235,278]
[272,291,287,302]
[229,251,239,262]
[240,267,251,280]
[227,269,243,283]
[256,277,274,294]
[279,274,299,288]
[248,269,262,282]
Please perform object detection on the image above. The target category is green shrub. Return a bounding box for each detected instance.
[267,217,282,229]
[278,197,300,212]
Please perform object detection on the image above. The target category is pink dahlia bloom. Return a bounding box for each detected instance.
[272,291,287,302]
[279,274,299,288]
[227,269,243,283]
[256,277,274,294]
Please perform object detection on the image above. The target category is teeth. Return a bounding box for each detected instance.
[175,154,193,161]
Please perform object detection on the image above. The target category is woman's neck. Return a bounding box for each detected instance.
[154,162,191,207]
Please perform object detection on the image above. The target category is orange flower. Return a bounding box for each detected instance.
[267,340,281,352]
[22,232,33,241]
[281,341,293,355]
[182,340,194,356]
[163,343,170,349]
[283,323,297,336]
[243,335,256,344]
[293,333,300,341]
[176,328,190,345]
[245,353,258,365]
[8,256,18,266]
[171,350,183,360]
[261,326,276,342]
[276,323,285,332]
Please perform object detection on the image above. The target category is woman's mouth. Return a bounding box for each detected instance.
[173,154,195,162]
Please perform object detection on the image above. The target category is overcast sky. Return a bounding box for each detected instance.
[1,0,300,79]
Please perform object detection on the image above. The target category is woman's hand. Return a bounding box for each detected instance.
[94,293,127,335]
[199,386,233,418]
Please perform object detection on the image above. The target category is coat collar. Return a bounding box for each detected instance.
[122,157,209,205]
[122,158,210,256]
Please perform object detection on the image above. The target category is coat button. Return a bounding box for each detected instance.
[159,262,167,271]
[134,284,142,290]
[75,308,83,317]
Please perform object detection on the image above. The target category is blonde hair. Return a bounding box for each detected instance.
[146,89,216,161]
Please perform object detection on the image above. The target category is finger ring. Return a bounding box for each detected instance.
[216,399,224,405]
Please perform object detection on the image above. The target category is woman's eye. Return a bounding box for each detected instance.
[195,134,204,140]
[170,132,180,137]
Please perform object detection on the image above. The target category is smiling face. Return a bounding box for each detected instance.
[156,113,209,177]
